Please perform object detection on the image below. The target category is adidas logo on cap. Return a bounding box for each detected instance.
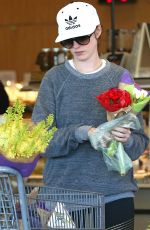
[65,16,80,30]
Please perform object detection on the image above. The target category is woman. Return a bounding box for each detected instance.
[0,80,9,114]
[32,2,149,229]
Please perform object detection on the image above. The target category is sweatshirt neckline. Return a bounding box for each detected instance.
[65,59,110,80]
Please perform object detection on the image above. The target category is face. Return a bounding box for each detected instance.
[61,25,102,62]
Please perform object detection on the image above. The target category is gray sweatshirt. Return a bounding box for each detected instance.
[32,60,149,200]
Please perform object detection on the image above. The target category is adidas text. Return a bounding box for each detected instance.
[65,24,80,30]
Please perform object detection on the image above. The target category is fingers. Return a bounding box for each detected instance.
[111,127,131,143]
[88,127,96,134]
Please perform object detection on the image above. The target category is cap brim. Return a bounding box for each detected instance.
[55,25,98,43]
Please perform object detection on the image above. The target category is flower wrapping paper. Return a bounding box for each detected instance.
[0,154,40,177]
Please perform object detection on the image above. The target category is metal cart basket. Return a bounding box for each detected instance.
[0,166,105,230]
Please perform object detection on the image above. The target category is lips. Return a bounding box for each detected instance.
[74,51,85,55]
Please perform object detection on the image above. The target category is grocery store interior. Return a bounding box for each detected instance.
[0,0,150,229]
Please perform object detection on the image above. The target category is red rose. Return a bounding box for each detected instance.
[96,88,131,112]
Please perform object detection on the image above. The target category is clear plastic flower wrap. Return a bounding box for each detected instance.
[88,113,141,176]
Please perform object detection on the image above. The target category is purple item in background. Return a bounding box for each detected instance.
[0,154,40,177]
[121,70,150,95]
[120,70,134,84]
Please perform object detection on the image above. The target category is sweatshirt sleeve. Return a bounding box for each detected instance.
[123,113,149,160]
[32,73,89,158]
[119,70,149,160]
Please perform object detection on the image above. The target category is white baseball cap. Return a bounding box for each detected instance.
[55,2,100,43]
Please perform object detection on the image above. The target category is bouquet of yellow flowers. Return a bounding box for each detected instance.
[88,82,150,176]
[0,100,57,176]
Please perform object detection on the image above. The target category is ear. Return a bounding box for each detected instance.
[95,25,102,39]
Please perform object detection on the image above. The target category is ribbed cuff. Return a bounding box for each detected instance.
[75,125,92,143]
[123,136,134,149]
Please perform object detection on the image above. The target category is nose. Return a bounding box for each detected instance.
[72,40,80,48]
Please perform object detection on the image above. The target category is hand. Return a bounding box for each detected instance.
[111,127,131,143]
[88,127,96,134]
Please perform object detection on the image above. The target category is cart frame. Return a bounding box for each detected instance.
[0,166,105,230]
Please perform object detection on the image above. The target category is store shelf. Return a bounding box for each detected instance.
[134,77,150,89]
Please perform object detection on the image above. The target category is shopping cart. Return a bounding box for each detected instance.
[0,166,105,230]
